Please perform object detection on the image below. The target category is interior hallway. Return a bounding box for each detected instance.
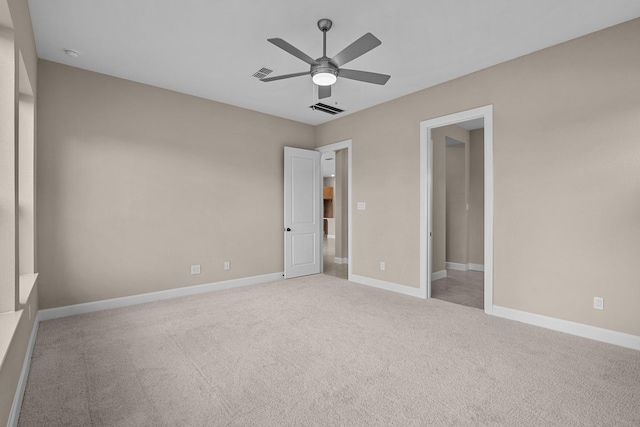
[432,269,484,309]
[323,236,348,279]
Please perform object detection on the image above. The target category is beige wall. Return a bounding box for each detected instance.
[316,18,640,336]
[444,126,471,265]
[468,129,484,265]
[430,128,446,273]
[431,124,472,272]
[446,142,467,264]
[334,149,348,260]
[37,60,315,309]
[433,125,483,268]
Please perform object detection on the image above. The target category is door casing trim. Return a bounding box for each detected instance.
[419,105,494,314]
[316,140,352,280]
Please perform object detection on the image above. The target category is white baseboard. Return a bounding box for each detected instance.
[492,305,640,351]
[431,270,447,281]
[351,274,425,299]
[327,234,335,239]
[334,257,349,265]
[468,263,484,272]
[39,272,283,321]
[446,262,468,271]
[9,314,39,427]
[445,262,484,272]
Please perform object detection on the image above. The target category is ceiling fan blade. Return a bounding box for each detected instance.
[318,85,331,99]
[260,71,310,82]
[338,69,390,85]
[330,33,381,67]
[268,38,319,66]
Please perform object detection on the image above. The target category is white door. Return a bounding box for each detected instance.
[284,147,322,278]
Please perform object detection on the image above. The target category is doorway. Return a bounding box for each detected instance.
[316,140,352,281]
[430,126,485,309]
[420,106,494,314]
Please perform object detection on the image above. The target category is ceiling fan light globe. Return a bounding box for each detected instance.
[312,72,337,86]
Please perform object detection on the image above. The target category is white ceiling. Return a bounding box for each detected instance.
[28,0,640,126]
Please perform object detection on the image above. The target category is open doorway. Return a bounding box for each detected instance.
[430,122,485,309]
[317,140,352,281]
[321,150,347,279]
[420,105,494,315]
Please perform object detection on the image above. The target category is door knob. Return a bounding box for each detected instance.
[286,228,291,232]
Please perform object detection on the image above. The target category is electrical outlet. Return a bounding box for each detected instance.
[380,261,385,271]
[224,261,230,270]
[191,264,201,275]
[593,297,604,310]
[357,202,366,210]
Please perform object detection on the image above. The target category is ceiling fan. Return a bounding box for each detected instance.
[261,18,390,99]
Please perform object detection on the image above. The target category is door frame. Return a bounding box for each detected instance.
[419,105,494,314]
[316,140,352,280]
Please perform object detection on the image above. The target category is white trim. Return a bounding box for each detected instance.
[444,262,484,272]
[492,305,640,351]
[484,107,494,314]
[38,272,283,321]
[419,132,432,300]
[420,105,494,314]
[334,257,349,265]
[351,274,425,298]
[316,140,352,282]
[468,263,484,272]
[431,270,447,281]
[327,234,335,239]
[446,262,468,271]
[9,314,39,427]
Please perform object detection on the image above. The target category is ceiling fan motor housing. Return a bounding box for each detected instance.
[311,58,338,85]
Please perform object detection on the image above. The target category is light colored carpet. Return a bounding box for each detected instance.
[19,275,640,426]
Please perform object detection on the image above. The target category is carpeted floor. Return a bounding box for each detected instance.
[19,275,640,426]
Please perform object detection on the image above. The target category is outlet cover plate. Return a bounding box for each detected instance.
[594,297,604,310]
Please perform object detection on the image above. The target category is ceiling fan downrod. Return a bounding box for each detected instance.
[317,19,332,58]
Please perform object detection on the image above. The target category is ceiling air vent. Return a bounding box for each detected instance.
[252,67,273,79]
[309,103,344,115]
